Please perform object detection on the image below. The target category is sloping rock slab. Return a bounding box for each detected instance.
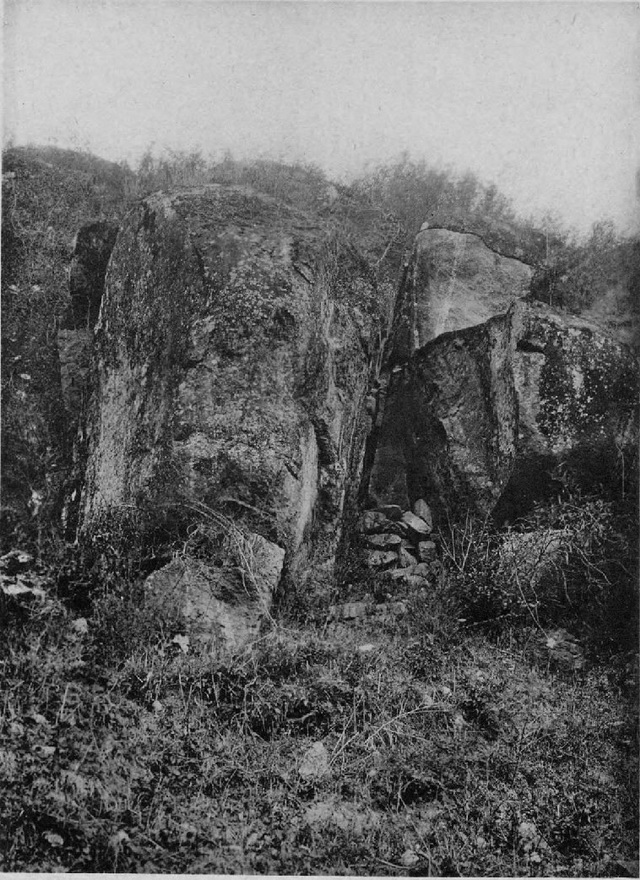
[391,227,532,358]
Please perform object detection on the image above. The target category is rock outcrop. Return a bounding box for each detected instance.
[497,301,638,519]
[78,185,394,646]
[6,147,636,651]
[369,299,638,520]
[368,228,533,507]
[390,226,533,360]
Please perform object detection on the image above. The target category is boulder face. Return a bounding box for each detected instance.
[513,303,637,458]
[496,301,638,519]
[145,532,285,651]
[401,310,520,518]
[391,227,532,360]
[367,227,533,508]
[372,300,638,521]
[79,185,393,645]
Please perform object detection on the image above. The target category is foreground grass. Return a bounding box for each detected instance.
[1,561,637,876]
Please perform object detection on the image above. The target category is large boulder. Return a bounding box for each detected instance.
[366,227,533,507]
[497,301,638,518]
[145,533,285,651]
[390,226,532,360]
[371,301,637,520]
[78,185,393,644]
[401,310,520,517]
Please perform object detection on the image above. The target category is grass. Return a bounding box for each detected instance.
[3,144,637,874]
[1,494,637,875]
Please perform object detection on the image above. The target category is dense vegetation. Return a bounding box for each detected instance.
[1,144,638,874]
[1,485,637,875]
[1,146,132,546]
[123,148,639,315]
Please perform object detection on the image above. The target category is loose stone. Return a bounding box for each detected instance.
[366,533,403,550]
[412,498,433,531]
[367,550,398,569]
[401,510,431,540]
[418,540,437,561]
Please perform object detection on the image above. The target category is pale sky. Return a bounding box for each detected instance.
[3,0,639,235]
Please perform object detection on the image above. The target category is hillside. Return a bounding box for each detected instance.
[1,146,133,546]
[0,146,638,876]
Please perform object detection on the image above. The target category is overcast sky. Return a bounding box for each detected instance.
[3,0,639,235]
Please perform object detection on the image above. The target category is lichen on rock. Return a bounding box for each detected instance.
[78,184,394,646]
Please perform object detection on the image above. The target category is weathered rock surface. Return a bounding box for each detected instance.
[367,228,532,508]
[369,300,638,521]
[79,185,394,645]
[417,541,437,562]
[500,301,638,517]
[145,532,284,650]
[412,498,433,530]
[401,510,432,539]
[391,227,533,358]
[401,310,519,518]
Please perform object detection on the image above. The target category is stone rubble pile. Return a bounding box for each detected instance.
[360,498,438,589]
[326,498,438,625]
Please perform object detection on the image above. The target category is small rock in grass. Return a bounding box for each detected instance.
[330,601,369,621]
[418,540,437,561]
[390,600,408,615]
[388,567,413,582]
[342,602,368,620]
[410,562,431,578]
[544,628,586,671]
[299,741,330,780]
[72,617,89,635]
[401,849,420,868]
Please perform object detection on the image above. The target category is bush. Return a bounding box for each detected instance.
[439,490,637,655]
